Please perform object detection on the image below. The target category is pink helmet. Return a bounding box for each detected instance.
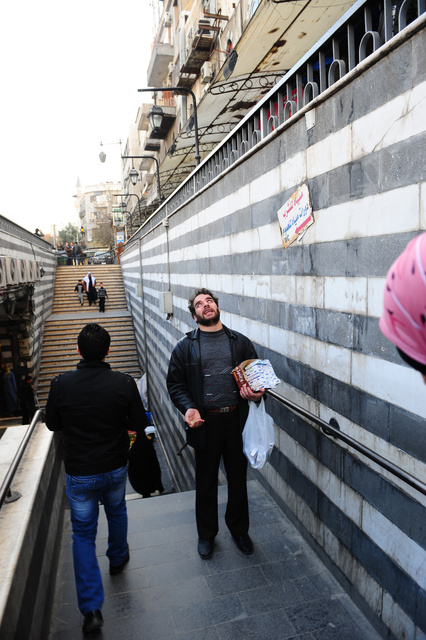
[379,233,426,366]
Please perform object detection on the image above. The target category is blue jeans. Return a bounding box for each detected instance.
[66,464,128,615]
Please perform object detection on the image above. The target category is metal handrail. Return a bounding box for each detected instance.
[267,389,426,496]
[0,409,44,509]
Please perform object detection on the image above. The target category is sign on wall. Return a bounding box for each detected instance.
[277,183,314,249]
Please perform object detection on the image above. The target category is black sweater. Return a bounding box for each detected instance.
[45,360,148,475]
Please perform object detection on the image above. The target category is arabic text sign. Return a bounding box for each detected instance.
[277,184,313,249]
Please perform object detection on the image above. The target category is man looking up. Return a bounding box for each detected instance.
[45,323,149,635]
[167,288,264,560]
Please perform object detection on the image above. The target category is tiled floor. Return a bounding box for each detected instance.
[48,480,382,640]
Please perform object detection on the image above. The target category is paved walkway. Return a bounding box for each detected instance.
[48,480,381,640]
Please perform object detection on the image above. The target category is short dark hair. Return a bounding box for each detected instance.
[78,324,111,361]
[188,288,219,316]
[25,374,33,381]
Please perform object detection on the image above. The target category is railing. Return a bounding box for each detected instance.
[266,389,426,496]
[175,388,425,496]
[125,0,426,244]
[0,409,44,509]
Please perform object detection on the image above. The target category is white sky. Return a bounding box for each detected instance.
[0,0,155,237]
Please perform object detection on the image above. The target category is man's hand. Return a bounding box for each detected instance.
[185,408,204,428]
[239,385,266,401]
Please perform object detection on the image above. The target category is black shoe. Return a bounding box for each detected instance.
[109,547,130,575]
[82,610,103,634]
[232,533,254,555]
[198,538,214,559]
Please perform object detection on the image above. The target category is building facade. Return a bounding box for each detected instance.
[123,0,358,207]
[74,181,123,249]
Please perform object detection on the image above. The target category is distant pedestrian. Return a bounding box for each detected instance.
[98,283,108,313]
[19,374,36,424]
[74,242,83,265]
[3,366,18,415]
[83,272,97,306]
[65,242,73,266]
[74,279,85,306]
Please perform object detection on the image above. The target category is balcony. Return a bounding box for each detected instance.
[147,41,174,87]
[144,140,161,152]
[137,92,176,141]
[180,18,220,76]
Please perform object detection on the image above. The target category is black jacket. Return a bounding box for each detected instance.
[166,325,258,449]
[45,360,148,475]
[19,381,36,413]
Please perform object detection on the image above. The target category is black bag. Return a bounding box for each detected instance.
[128,434,164,498]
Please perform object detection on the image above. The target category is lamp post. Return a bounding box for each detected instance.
[120,204,135,235]
[115,193,143,226]
[121,155,163,203]
[99,139,122,163]
[138,87,201,166]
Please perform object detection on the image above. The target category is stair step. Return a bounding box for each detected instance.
[36,264,141,406]
[41,339,135,350]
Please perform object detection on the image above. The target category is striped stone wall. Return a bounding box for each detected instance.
[121,24,426,639]
[0,216,56,389]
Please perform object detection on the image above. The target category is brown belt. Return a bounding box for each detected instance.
[206,404,238,414]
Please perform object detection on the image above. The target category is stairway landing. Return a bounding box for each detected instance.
[48,481,382,640]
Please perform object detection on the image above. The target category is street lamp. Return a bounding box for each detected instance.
[129,168,139,186]
[138,87,200,166]
[148,104,165,132]
[99,139,122,163]
[120,207,135,235]
[122,155,163,203]
[115,193,143,226]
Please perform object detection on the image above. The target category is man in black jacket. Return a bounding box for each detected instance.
[46,323,149,635]
[167,288,264,560]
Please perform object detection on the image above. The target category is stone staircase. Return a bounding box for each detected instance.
[51,265,126,313]
[37,265,141,407]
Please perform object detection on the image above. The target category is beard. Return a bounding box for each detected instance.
[195,308,221,327]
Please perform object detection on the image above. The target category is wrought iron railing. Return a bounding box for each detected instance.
[157,0,425,217]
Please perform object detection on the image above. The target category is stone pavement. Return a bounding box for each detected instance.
[48,480,382,640]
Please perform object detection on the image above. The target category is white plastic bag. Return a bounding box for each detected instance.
[242,398,275,469]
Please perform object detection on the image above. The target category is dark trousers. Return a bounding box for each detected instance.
[194,410,249,540]
[99,297,105,312]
